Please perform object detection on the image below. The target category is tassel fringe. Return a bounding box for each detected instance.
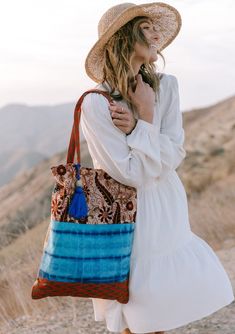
[68,163,88,219]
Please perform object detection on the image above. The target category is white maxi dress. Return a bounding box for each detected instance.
[80,73,234,334]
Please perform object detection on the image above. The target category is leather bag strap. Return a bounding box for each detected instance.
[66,89,113,164]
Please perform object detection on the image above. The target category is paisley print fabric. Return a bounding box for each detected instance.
[50,163,137,224]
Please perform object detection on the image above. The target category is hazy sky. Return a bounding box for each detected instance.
[0,0,234,111]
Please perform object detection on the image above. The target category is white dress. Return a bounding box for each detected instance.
[80,73,234,334]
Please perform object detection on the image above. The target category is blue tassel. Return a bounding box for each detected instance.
[68,163,88,219]
[68,185,88,219]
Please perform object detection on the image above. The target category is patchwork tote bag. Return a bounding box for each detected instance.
[31,89,137,304]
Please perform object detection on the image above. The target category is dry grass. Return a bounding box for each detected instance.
[0,219,80,329]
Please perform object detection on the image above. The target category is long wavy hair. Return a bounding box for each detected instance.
[101,16,165,108]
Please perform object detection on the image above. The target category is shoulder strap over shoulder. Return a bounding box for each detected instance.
[66,89,113,164]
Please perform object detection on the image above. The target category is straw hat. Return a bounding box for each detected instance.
[85,2,182,83]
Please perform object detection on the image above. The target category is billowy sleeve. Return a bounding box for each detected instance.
[80,75,186,188]
[127,74,186,179]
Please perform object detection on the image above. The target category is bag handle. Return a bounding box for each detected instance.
[66,89,113,164]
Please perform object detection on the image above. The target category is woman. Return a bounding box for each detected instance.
[80,2,234,334]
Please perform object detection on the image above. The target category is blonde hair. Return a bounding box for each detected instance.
[102,16,165,108]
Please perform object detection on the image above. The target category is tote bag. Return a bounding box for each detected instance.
[31,89,137,304]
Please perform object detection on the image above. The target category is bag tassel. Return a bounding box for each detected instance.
[68,164,88,219]
[68,186,88,219]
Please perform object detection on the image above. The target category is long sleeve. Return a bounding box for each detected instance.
[80,74,186,189]
[80,94,162,189]
[126,74,186,179]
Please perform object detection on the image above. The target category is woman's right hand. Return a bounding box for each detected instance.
[127,74,155,123]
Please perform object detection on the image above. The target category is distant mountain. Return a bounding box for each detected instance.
[0,102,85,187]
[0,149,47,186]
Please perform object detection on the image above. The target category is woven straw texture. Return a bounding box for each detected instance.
[85,2,182,82]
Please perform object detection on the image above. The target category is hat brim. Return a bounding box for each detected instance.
[85,2,182,83]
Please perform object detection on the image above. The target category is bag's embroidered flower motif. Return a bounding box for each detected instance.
[126,201,134,211]
[67,167,77,180]
[51,196,64,218]
[98,205,113,223]
[57,164,67,175]
[51,163,77,191]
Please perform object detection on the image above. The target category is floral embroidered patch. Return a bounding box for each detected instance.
[50,164,137,224]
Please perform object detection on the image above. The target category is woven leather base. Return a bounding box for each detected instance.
[31,277,129,304]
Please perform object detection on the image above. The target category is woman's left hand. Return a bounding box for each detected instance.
[108,101,137,135]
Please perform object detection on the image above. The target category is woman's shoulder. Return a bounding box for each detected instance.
[158,72,178,86]
[82,81,115,103]
[158,72,179,101]
[82,89,109,108]
[81,86,111,123]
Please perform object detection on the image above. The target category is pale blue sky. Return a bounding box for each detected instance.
[0,0,234,111]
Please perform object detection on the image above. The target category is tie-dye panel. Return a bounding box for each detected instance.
[32,220,135,303]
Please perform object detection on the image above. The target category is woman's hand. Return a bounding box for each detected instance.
[128,74,155,123]
[108,101,137,135]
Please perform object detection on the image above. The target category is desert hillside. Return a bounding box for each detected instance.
[179,94,235,250]
[181,94,235,194]
[0,93,235,333]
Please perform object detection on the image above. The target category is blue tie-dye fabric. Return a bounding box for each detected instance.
[38,220,135,283]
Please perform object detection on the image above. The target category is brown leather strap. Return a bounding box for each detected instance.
[66,89,113,164]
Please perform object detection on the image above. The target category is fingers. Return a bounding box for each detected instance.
[136,73,143,82]
[109,105,126,113]
[108,104,130,123]
[111,112,129,121]
[108,103,127,114]
[108,102,136,134]
[112,118,129,126]
[128,74,149,97]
